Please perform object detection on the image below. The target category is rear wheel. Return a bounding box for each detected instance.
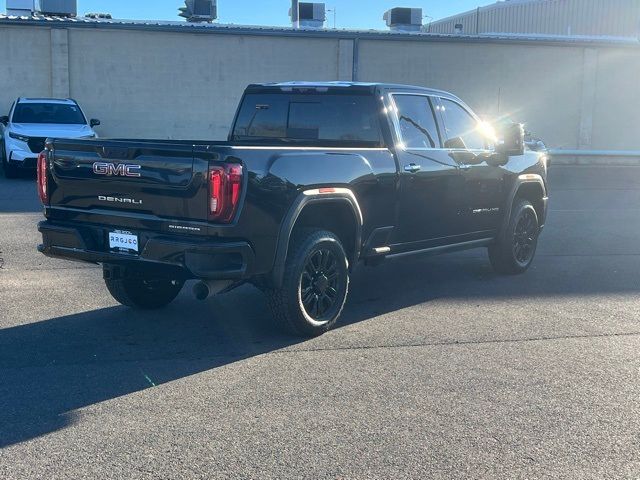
[266,229,349,337]
[104,266,184,309]
[489,199,539,274]
[0,141,18,179]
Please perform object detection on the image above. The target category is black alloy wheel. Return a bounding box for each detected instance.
[513,208,537,266]
[266,229,350,337]
[488,199,540,275]
[300,248,341,320]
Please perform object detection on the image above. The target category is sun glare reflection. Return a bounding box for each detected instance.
[478,121,498,142]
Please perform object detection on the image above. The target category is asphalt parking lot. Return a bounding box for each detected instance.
[0,165,639,479]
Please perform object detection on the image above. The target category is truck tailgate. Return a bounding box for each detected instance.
[48,140,208,222]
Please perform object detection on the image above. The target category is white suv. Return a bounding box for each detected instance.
[0,98,100,178]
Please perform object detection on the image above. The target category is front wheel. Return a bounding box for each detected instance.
[0,141,18,179]
[489,199,540,274]
[104,266,184,309]
[266,229,350,337]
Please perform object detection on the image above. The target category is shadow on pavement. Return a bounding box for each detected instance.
[0,287,295,448]
[0,170,41,213]
[2,248,640,448]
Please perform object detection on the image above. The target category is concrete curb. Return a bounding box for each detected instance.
[550,155,640,166]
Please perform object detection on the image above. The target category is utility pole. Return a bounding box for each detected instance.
[327,7,337,29]
[291,0,299,29]
[423,14,433,33]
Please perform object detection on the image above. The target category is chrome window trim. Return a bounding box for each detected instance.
[438,97,494,153]
[384,91,495,157]
[229,146,390,151]
[387,92,446,152]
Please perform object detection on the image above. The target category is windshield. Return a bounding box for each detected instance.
[12,103,86,125]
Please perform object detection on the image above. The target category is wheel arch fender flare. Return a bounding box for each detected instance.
[271,188,364,288]
[499,174,547,242]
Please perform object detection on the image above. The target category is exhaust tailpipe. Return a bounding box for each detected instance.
[193,280,233,301]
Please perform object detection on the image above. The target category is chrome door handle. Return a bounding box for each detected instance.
[459,164,471,170]
[404,163,421,173]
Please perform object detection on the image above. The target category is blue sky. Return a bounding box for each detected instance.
[2,1,489,29]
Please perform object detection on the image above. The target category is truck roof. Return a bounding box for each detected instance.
[246,81,460,100]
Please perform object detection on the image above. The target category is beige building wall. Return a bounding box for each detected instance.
[357,39,585,149]
[0,23,639,151]
[591,47,640,150]
[0,26,52,112]
[67,29,343,140]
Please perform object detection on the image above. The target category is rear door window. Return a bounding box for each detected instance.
[392,95,441,149]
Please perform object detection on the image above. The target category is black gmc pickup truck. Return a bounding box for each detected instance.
[37,82,548,337]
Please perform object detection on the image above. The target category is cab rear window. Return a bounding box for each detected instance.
[232,93,383,146]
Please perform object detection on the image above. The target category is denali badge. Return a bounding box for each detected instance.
[98,195,143,205]
[93,162,141,177]
[472,208,500,214]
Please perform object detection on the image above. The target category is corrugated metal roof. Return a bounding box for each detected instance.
[429,0,640,38]
[435,0,554,20]
[0,13,638,47]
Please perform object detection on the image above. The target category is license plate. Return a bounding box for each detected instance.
[109,231,139,253]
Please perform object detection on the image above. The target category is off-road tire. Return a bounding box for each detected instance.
[489,199,539,274]
[266,229,349,337]
[104,267,184,309]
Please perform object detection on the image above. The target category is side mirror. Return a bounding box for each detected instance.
[90,118,101,128]
[0,115,8,125]
[496,122,525,156]
[444,136,466,150]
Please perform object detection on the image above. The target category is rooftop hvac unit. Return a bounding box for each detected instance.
[383,7,423,32]
[6,0,34,16]
[35,0,77,16]
[290,2,326,28]
[85,13,112,20]
[178,0,217,23]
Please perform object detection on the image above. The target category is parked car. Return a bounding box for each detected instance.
[37,82,549,337]
[0,98,100,178]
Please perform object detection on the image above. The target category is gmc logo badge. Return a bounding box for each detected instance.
[92,162,141,177]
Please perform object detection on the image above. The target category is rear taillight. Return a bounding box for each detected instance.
[208,163,243,223]
[37,150,49,205]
